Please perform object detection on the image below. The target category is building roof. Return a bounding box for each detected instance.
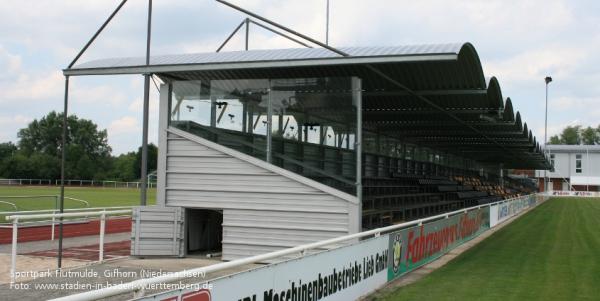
[64,43,549,169]
[66,43,466,75]
[546,145,600,153]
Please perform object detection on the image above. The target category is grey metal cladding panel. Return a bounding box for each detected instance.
[220,208,348,261]
[166,190,349,212]
[167,139,226,156]
[223,209,349,230]
[164,134,352,211]
[223,227,347,245]
[166,173,309,188]
[131,206,184,257]
[222,244,328,262]
[168,156,258,169]
[224,226,347,240]
[223,233,345,249]
[73,44,464,70]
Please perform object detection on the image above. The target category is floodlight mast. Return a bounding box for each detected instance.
[544,76,552,193]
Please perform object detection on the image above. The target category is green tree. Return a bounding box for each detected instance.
[0,142,17,160]
[548,135,561,145]
[560,126,581,144]
[3,111,113,180]
[0,153,34,178]
[580,126,599,145]
[111,152,137,181]
[18,111,111,158]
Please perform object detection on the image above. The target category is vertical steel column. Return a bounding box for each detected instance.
[242,102,247,133]
[140,0,152,206]
[245,18,250,51]
[99,212,106,262]
[543,77,552,193]
[10,218,18,284]
[58,76,69,269]
[352,77,362,230]
[325,0,330,45]
[586,147,589,192]
[266,81,273,163]
[210,96,217,128]
[141,76,150,205]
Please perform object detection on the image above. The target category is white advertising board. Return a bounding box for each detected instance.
[490,195,537,228]
[550,191,600,197]
[489,204,499,227]
[142,235,389,301]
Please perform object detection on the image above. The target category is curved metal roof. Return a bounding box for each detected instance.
[64,43,549,169]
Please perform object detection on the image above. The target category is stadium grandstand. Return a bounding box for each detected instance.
[64,42,549,260]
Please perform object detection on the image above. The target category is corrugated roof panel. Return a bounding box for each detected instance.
[72,43,464,70]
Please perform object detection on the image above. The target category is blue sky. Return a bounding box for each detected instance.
[1,0,599,154]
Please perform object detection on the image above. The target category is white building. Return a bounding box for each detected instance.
[536,145,600,192]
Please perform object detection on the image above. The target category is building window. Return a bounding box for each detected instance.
[575,154,582,173]
[550,154,555,168]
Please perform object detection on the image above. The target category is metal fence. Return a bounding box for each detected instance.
[0,178,156,188]
[5,208,133,284]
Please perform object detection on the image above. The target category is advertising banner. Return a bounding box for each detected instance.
[489,205,499,227]
[387,207,489,281]
[145,235,390,301]
[550,191,600,197]
[490,195,538,227]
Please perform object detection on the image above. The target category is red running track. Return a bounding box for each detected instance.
[25,240,131,261]
[0,217,131,244]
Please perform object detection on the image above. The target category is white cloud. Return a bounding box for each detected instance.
[0,114,32,141]
[485,46,588,85]
[551,96,599,110]
[71,84,129,108]
[128,93,159,114]
[0,45,22,78]
[0,71,63,103]
[108,116,139,136]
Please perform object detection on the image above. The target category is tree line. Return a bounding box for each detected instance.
[0,111,157,181]
[548,125,600,145]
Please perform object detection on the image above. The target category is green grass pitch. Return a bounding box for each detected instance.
[375,197,600,301]
[0,185,156,214]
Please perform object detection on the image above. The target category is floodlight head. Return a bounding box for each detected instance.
[545,76,553,84]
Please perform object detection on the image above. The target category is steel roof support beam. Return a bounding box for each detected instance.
[68,0,128,68]
[216,19,247,52]
[140,0,152,207]
[216,18,313,53]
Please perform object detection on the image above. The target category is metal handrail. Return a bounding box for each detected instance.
[0,206,133,217]
[6,209,132,221]
[50,194,540,301]
[7,209,133,284]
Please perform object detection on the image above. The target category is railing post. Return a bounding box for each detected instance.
[51,214,56,241]
[99,212,106,262]
[10,217,18,284]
